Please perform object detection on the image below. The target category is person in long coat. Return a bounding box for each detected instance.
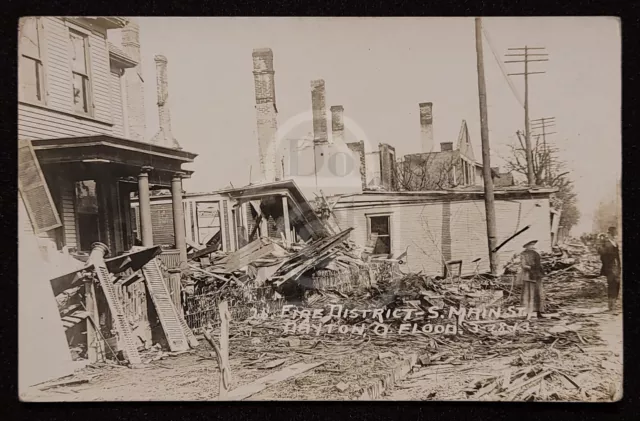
[520,240,545,319]
[597,227,621,311]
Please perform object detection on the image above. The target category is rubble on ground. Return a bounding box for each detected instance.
[180,235,615,401]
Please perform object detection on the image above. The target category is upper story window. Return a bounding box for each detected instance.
[69,29,92,114]
[19,17,45,104]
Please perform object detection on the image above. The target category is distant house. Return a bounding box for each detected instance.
[399,120,514,191]
[400,120,483,190]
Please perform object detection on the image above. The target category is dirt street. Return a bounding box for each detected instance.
[21,274,622,402]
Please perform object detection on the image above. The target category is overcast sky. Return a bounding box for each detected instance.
[125,17,620,234]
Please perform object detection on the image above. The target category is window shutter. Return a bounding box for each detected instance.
[18,139,62,233]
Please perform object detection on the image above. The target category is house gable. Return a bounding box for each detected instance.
[456,120,475,161]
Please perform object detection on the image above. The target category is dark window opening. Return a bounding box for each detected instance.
[369,215,391,255]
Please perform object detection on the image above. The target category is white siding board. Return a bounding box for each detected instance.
[18,103,113,140]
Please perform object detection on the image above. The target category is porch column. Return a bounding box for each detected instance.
[171,174,188,268]
[282,195,292,248]
[138,167,154,247]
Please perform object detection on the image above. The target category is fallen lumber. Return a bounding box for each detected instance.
[38,378,89,391]
[359,354,417,400]
[225,361,325,401]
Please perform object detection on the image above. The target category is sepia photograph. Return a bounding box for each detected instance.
[17,16,621,402]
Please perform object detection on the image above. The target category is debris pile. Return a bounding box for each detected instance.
[182,228,402,332]
[465,345,621,401]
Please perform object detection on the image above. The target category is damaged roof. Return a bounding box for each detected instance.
[217,179,331,239]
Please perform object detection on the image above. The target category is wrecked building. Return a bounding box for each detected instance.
[18,17,197,388]
[327,187,557,276]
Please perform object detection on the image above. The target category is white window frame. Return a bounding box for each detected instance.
[66,23,94,117]
[366,212,393,256]
[18,17,48,105]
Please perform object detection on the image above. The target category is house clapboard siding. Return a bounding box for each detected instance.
[332,195,552,276]
[18,17,126,143]
[18,17,133,253]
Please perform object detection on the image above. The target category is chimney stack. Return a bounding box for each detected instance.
[419,102,434,152]
[151,55,181,149]
[330,105,344,144]
[440,142,453,151]
[121,20,145,142]
[311,80,328,145]
[252,48,281,181]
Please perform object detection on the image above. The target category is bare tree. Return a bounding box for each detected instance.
[502,131,580,232]
[396,153,462,191]
[593,195,619,234]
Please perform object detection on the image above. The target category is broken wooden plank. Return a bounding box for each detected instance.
[38,378,89,391]
[223,243,278,273]
[505,370,553,400]
[225,361,325,401]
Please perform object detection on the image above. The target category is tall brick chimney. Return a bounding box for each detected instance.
[311,80,328,145]
[330,105,344,144]
[151,55,181,149]
[419,102,434,153]
[121,20,145,142]
[252,48,281,181]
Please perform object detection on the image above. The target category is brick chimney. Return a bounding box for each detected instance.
[252,48,281,181]
[440,142,453,151]
[151,55,181,149]
[419,102,434,153]
[311,80,328,145]
[121,20,145,142]
[330,105,344,144]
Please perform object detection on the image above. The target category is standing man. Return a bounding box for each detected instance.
[520,240,545,319]
[597,227,621,311]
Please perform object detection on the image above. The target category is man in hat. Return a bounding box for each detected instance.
[597,227,621,311]
[520,240,545,319]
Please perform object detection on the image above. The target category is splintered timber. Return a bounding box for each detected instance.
[279,304,531,337]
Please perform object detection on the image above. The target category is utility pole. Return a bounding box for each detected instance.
[530,116,556,182]
[505,46,548,186]
[475,17,498,275]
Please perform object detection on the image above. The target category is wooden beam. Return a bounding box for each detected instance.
[225,361,325,401]
[85,278,102,363]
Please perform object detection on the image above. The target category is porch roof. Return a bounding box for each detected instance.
[31,135,196,185]
[31,134,197,165]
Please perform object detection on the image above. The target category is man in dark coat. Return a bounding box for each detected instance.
[597,227,621,311]
[520,240,545,319]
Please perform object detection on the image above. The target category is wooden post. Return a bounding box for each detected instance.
[475,17,498,275]
[171,174,188,268]
[84,276,101,363]
[85,242,110,362]
[203,300,232,399]
[138,167,154,247]
[281,195,292,248]
[219,300,231,395]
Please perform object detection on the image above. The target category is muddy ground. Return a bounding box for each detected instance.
[21,276,622,402]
